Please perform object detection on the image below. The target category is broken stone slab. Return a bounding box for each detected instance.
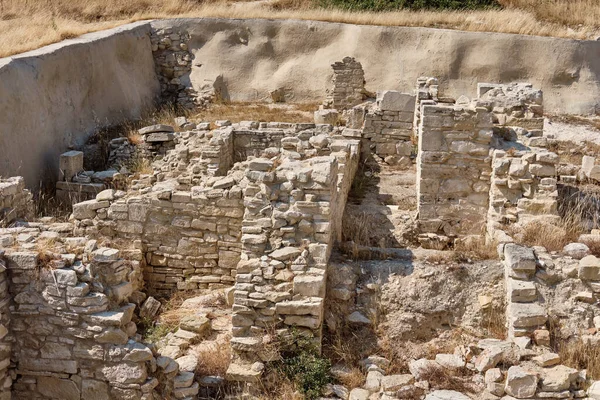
[270,247,302,261]
[409,358,440,381]
[92,247,119,263]
[435,353,465,370]
[275,299,323,316]
[424,390,470,400]
[314,109,339,125]
[179,314,210,335]
[349,388,370,400]
[588,381,600,399]
[533,352,560,367]
[347,311,371,325]
[139,296,161,319]
[138,124,174,135]
[376,91,416,112]
[175,354,198,373]
[539,365,578,392]
[474,346,504,372]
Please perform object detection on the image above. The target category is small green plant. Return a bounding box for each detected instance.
[142,320,177,344]
[319,0,499,12]
[273,330,333,400]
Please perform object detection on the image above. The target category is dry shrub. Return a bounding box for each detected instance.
[555,338,600,380]
[341,210,378,248]
[129,156,153,175]
[195,338,231,377]
[515,219,580,252]
[454,237,498,261]
[419,364,475,393]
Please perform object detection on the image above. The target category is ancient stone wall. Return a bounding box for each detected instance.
[0,177,32,226]
[0,251,11,399]
[487,149,559,241]
[324,57,365,111]
[2,242,195,399]
[346,90,416,166]
[227,134,359,383]
[416,105,493,241]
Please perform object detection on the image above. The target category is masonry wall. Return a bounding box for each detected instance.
[0,22,159,190]
[0,177,32,225]
[227,134,359,382]
[0,252,11,399]
[416,105,493,238]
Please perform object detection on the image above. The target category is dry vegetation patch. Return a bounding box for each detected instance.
[1,0,600,59]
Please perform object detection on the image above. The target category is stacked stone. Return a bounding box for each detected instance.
[199,127,234,177]
[107,137,152,173]
[324,57,365,111]
[0,251,12,399]
[414,77,440,138]
[138,124,177,157]
[487,149,559,240]
[226,131,359,384]
[72,184,243,297]
[0,177,32,226]
[416,105,493,244]
[2,242,194,399]
[500,243,548,340]
[478,83,545,145]
[150,28,197,109]
[346,90,416,166]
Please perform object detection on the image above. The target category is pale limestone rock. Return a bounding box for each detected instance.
[504,366,538,398]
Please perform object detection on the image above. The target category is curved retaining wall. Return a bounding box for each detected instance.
[152,18,600,116]
[0,22,159,189]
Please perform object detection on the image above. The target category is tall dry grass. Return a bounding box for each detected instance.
[1,0,599,59]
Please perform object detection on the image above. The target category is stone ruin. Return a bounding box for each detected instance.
[1,55,600,400]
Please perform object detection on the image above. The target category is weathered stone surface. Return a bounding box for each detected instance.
[505,366,538,398]
[579,255,600,281]
[425,390,470,400]
[38,377,80,400]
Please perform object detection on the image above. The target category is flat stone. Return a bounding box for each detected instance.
[380,374,414,391]
[563,242,590,259]
[347,311,371,325]
[533,353,560,367]
[139,124,174,135]
[349,388,370,400]
[539,365,578,392]
[175,354,198,372]
[504,244,537,275]
[269,246,301,261]
[38,377,80,400]
[579,255,600,281]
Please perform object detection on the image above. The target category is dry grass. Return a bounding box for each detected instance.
[1,0,600,60]
[479,299,506,339]
[418,364,475,393]
[454,237,499,261]
[515,219,578,252]
[193,102,317,124]
[195,338,231,377]
[554,338,600,380]
[547,139,600,166]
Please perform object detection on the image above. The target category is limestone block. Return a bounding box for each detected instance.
[409,358,440,381]
[509,302,547,328]
[474,346,504,372]
[539,365,578,392]
[504,244,536,276]
[582,155,596,177]
[293,275,325,297]
[376,91,416,112]
[381,374,414,392]
[284,315,321,329]
[100,363,148,384]
[349,388,370,400]
[529,163,556,177]
[579,255,600,281]
[507,279,537,302]
[504,366,538,398]
[138,124,174,135]
[58,150,84,182]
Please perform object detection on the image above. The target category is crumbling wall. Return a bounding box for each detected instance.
[324,57,366,111]
[0,177,32,226]
[227,134,359,383]
[3,244,194,399]
[416,105,493,242]
[487,149,559,241]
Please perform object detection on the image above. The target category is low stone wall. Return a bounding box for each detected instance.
[416,104,493,239]
[323,57,366,111]
[2,242,194,399]
[0,177,32,226]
